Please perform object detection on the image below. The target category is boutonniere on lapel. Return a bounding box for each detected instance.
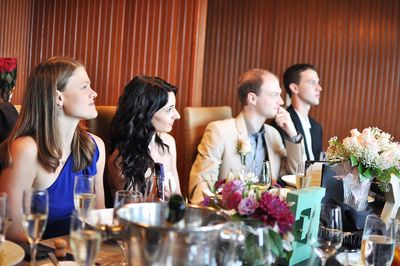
[237,137,252,166]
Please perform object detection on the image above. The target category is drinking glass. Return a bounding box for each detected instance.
[295,162,310,189]
[70,211,102,266]
[254,161,272,191]
[113,190,143,265]
[307,202,343,266]
[74,175,96,218]
[0,193,7,247]
[163,178,174,202]
[360,215,396,266]
[144,175,159,202]
[22,189,48,266]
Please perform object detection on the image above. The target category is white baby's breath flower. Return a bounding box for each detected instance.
[327,127,400,187]
[350,128,361,137]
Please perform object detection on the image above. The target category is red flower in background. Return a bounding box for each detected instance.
[0,58,17,73]
[0,58,17,100]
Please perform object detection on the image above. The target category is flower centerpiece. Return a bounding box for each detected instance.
[0,58,17,102]
[202,173,294,264]
[326,127,400,210]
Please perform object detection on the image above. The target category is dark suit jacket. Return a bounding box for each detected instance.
[271,105,322,160]
[0,102,18,144]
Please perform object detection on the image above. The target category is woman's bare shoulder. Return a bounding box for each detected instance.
[10,136,38,160]
[159,133,176,146]
[88,133,105,149]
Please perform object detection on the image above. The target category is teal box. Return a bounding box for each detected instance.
[286,187,326,266]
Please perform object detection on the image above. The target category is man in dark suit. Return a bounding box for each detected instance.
[273,64,323,161]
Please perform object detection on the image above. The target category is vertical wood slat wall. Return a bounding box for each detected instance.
[1,0,399,196]
[0,0,31,102]
[203,0,400,146]
[0,0,207,196]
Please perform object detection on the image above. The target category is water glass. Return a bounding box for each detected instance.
[74,175,96,218]
[360,215,396,266]
[307,202,343,266]
[0,193,7,246]
[113,190,143,265]
[22,189,48,266]
[70,211,102,266]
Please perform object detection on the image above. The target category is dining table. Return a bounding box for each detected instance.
[16,235,123,265]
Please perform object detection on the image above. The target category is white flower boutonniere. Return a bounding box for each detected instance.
[237,137,252,166]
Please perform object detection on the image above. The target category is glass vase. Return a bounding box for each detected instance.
[342,166,372,211]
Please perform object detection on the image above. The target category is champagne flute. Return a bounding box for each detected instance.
[22,189,48,266]
[70,210,102,266]
[0,193,7,247]
[253,161,272,192]
[361,215,396,266]
[74,175,96,218]
[113,190,143,265]
[307,202,343,266]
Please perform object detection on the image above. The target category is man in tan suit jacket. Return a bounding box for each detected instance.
[189,69,304,203]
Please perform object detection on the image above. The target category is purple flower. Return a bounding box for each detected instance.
[221,179,245,210]
[222,179,245,196]
[238,197,258,215]
[201,196,211,206]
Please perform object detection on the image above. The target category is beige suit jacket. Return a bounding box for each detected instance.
[189,112,304,203]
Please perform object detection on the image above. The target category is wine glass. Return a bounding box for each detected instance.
[360,214,396,266]
[113,190,143,265]
[70,210,102,266]
[74,175,96,218]
[307,202,343,266]
[22,189,48,266]
[253,161,272,191]
[0,193,7,247]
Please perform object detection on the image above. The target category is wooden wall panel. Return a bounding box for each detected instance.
[0,0,31,102]
[0,0,208,196]
[202,0,400,147]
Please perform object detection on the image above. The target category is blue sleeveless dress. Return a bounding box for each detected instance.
[43,141,99,239]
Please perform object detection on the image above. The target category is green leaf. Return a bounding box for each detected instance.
[350,156,358,167]
[269,229,286,258]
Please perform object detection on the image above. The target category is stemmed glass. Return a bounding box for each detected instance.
[360,215,396,266]
[74,175,96,219]
[0,193,7,247]
[253,161,272,191]
[22,189,48,266]
[307,202,343,266]
[113,190,143,265]
[70,210,102,266]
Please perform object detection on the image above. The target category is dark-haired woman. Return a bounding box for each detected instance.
[0,57,105,241]
[107,76,181,198]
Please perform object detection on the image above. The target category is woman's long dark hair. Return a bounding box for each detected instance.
[110,76,177,192]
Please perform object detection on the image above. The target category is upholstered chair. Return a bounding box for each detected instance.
[183,106,232,193]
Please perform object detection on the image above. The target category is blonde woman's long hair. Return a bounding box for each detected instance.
[0,57,96,173]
